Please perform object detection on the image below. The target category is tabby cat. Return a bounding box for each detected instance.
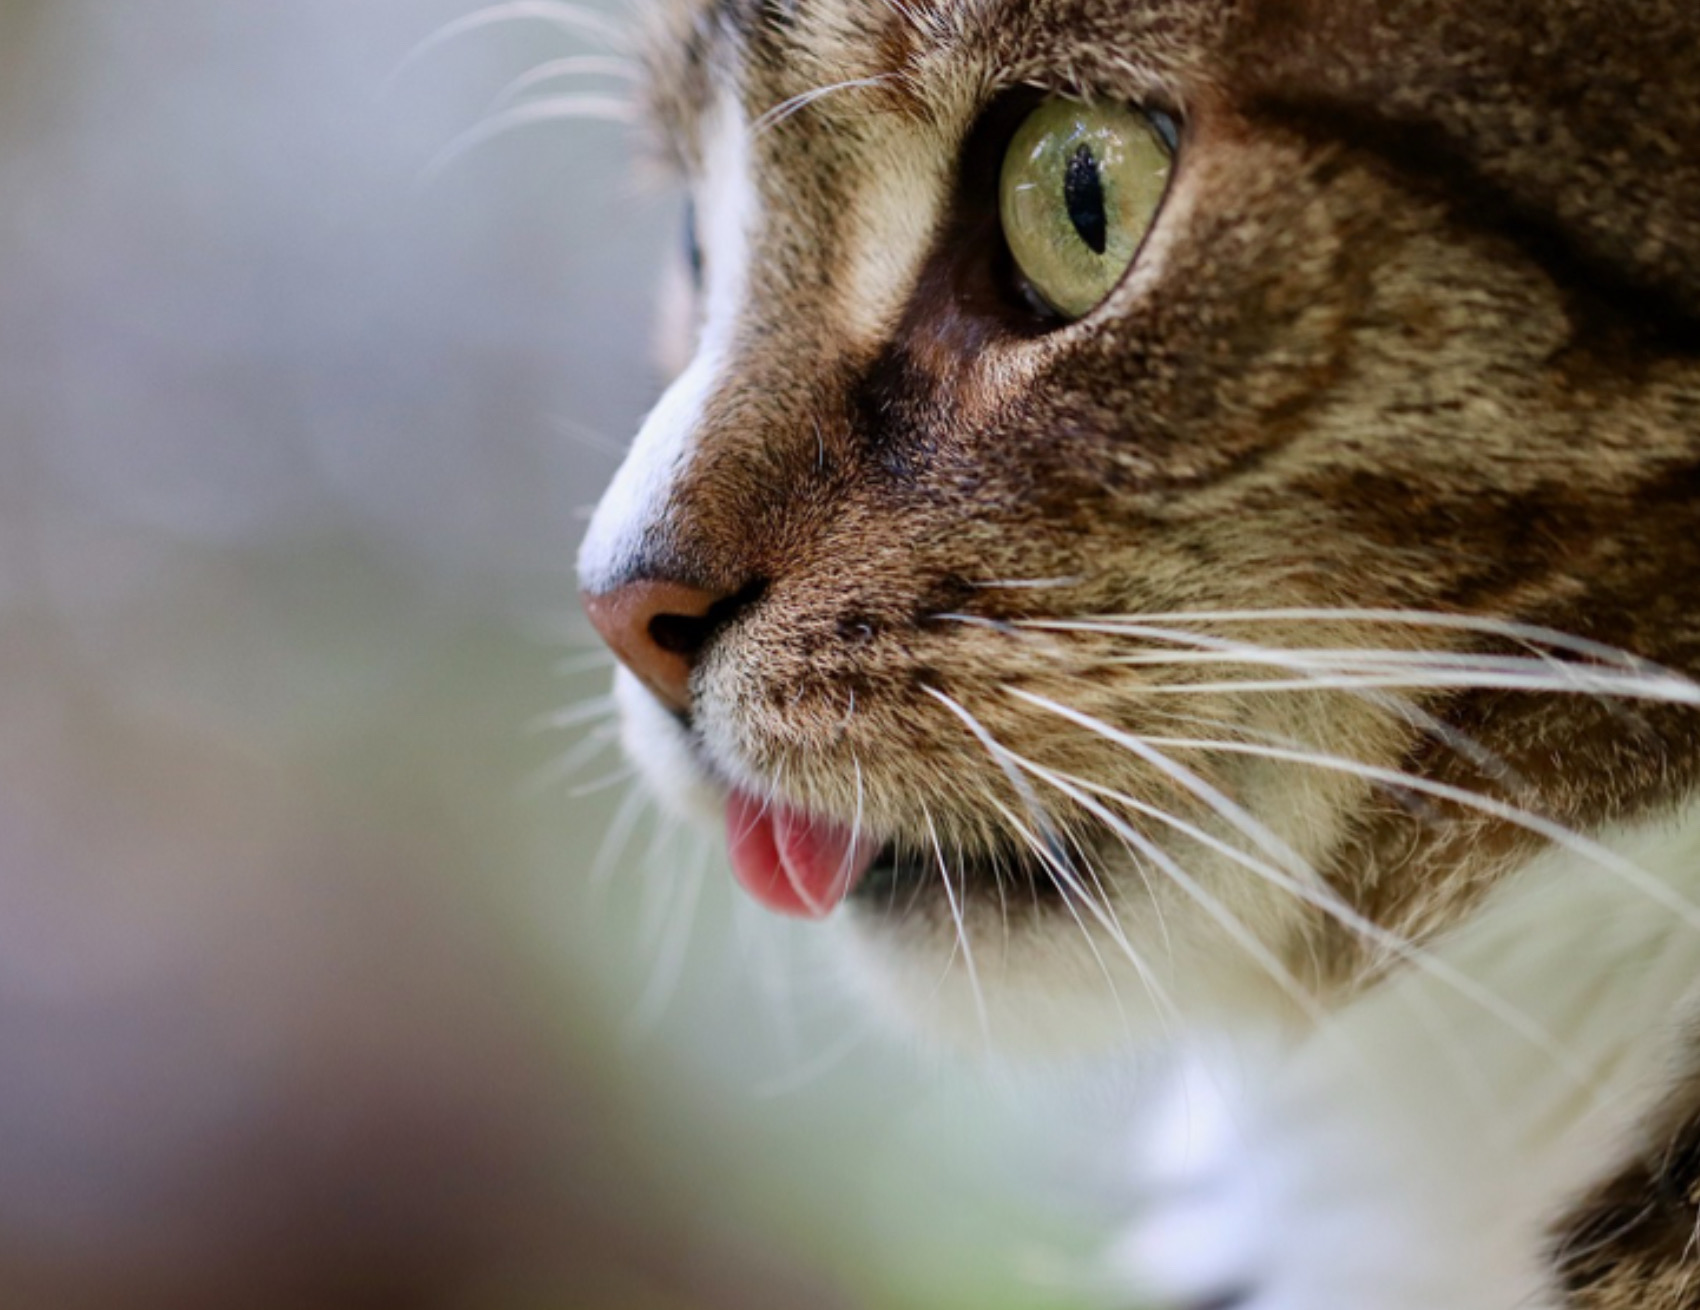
[576,0,1700,1304]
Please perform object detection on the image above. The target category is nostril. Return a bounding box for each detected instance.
[581,576,767,713]
[648,611,715,658]
[650,578,768,659]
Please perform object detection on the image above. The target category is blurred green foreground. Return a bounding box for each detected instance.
[0,2,1121,1306]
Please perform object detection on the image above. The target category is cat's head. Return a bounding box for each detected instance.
[579,0,1700,1045]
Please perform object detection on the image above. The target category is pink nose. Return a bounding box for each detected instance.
[580,579,734,713]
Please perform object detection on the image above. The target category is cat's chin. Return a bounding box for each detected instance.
[833,888,1310,1056]
[609,669,1312,1053]
[609,669,727,824]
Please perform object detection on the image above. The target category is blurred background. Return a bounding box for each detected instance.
[0,2,1118,1305]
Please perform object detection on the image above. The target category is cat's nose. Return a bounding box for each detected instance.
[580,579,742,713]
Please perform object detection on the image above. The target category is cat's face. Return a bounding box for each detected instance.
[580,0,1700,1044]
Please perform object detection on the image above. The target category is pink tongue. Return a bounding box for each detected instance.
[725,792,880,919]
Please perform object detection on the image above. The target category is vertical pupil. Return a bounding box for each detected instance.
[1063,144,1107,255]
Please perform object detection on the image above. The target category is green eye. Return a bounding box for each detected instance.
[999,97,1176,321]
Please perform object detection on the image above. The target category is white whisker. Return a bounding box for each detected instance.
[531,693,617,733]
[568,764,639,798]
[1013,619,1698,704]
[489,55,639,112]
[637,814,685,947]
[1122,671,1691,698]
[987,797,1171,1038]
[1033,607,1668,669]
[551,648,617,677]
[425,95,638,180]
[753,1024,874,1100]
[827,754,871,910]
[521,720,619,799]
[923,686,1072,858]
[754,74,895,134]
[924,688,1176,1032]
[588,784,651,888]
[629,838,710,1036]
[968,576,1088,591]
[960,609,1547,802]
[731,891,800,1048]
[1015,755,1333,1031]
[927,810,991,1046]
[1132,733,1700,936]
[1100,646,1661,676]
[1066,811,1170,961]
[389,0,627,94]
[1006,687,1315,882]
[1003,688,1601,1077]
[1002,681,1700,1083]
[1023,753,1590,1088]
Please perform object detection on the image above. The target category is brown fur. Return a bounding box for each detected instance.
[605,0,1700,1301]
[1558,1067,1700,1310]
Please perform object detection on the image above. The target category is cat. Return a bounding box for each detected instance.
[576,0,1700,1305]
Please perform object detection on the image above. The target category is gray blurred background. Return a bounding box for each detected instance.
[0,2,1112,1306]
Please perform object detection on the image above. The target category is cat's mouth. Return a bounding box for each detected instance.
[722,786,1074,921]
[854,841,1073,909]
[724,789,881,918]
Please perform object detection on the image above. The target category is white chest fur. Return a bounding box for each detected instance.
[1110,803,1700,1310]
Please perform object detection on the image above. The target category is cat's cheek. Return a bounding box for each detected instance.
[612,668,725,824]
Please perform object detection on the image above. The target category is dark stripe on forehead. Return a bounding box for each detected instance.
[716,0,937,43]
[1249,95,1700,358]
[709,0,967,84]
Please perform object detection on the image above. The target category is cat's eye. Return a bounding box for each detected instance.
[999,98,1176,322]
